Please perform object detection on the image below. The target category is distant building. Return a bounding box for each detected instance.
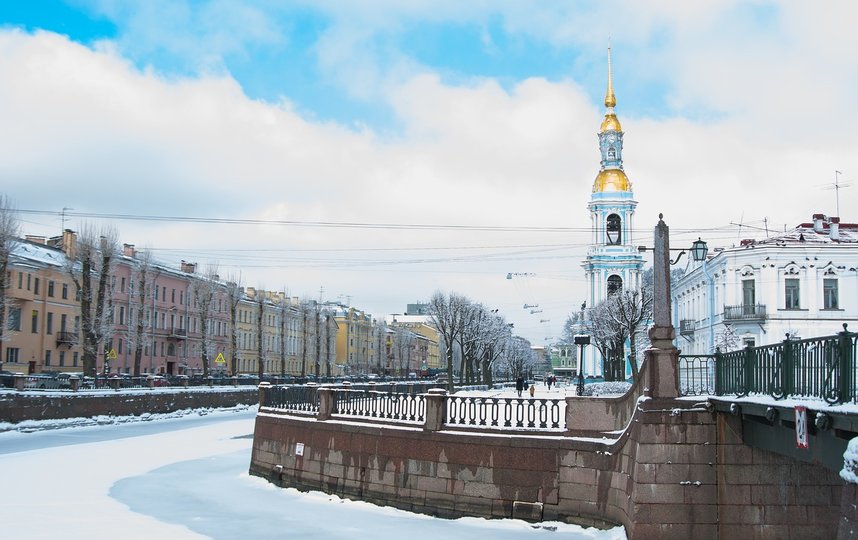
[672,213,858,354]
[405,302,429,316]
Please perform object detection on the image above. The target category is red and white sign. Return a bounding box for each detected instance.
[795,406,808,449]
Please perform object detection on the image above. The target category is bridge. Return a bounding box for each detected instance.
[248,218,858,539]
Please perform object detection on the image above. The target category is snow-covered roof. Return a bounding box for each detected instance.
[744,215,857,247]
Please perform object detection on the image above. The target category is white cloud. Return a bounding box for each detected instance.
[3,0,858,343]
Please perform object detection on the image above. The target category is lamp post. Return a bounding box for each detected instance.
[573,334,590,396]
[689,237,714,353]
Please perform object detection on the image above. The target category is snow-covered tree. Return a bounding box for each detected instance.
[428,291,469,392]
[67,225,118,376]
[0,196,19,369]
[190,265,219,378]
[127,249,155,377]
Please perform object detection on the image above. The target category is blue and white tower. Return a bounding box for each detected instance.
[581,48,644,376]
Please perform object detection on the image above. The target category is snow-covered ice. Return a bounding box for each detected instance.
[0,405,626,539]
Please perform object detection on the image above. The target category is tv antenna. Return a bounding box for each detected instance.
[823,170,852,217]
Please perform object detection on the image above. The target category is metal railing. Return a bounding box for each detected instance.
[723,303,767,321]
[333,389,424,423]
[446,396,564,429]
[679,319,696,335]
[260,385,320,413]
[677,355,716,396]
[678,324,857,404]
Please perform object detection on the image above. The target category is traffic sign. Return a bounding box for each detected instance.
[795,406,808,449]
[215,352,226,364]
[106,349,118,360]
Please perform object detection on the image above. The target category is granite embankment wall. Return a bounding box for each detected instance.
[250,397,845,539]
[0,388,258,424]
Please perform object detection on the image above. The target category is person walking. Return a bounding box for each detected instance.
[515,376,524,397]
[528,383,536,398]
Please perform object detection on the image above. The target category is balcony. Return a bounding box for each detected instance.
[167,327,188,340]
[679,319,696,336]
[56,331,78,346]
[723,304,767,322]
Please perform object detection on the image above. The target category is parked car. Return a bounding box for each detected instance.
[24,373,63,390]
[0,370,16,388]
[147,375,170,387]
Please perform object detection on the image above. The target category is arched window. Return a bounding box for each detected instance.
[606,214,621,245]
[607,147,616,160]
[167,343,176,357]
[607,275,623,295]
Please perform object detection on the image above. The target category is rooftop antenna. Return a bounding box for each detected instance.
[823,170,852,217]
[61,207,74,233]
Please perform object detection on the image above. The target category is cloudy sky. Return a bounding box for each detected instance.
[2,1,856,345]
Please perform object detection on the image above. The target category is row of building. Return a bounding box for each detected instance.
[2,230,441,377]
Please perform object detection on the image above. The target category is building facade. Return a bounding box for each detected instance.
[672,214,858,354]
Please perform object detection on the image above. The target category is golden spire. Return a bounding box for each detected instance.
[604,46,616,109]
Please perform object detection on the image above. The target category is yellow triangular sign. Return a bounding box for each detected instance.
[107,348,118,360]
[215,352,226,364]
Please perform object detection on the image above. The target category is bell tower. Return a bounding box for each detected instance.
[582,48,644,318]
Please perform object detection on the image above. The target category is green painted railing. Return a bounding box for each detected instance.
[679,324,857,404]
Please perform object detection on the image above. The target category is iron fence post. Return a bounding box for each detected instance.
[839,324,854,404]
[782,335,795,399]
[741,343,754,397]
[714,348,724,396]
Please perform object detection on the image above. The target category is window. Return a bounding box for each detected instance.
[606,214,621,245]
[27,274,31,290]
[824,279,839,310]
[59,351,65,367]
[742,279,755,307]
[17,272,22,289]
[46,312,53,334]
[31,310,38,333]
[120,277,126,293]
[743,338,755,348]
[785,278,800,309]
[44,350,51,366]
[607,275,623,295]
[73,352,79,367]
[48,280,55,297]
[34,277,40,295]
[6,347,20,363]
[61,314,67,332]
[119,306,125,325]
[8,307,21,331]
[171,289,176,302]
[62,283,68,299]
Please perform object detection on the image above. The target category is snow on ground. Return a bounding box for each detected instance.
[0,404,626,540]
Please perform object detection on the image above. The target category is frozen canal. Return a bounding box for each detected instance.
[0,406,625,539]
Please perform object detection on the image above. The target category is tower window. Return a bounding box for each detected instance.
[607,147,616,160]
[607,275,623,295]
[606,214,621,245]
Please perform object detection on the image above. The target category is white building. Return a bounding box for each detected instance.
[672,214,858,354]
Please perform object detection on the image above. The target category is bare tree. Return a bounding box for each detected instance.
[479,314,512,387]
[128,250,155,377]
[0,196,19,369]
[391,326,416,376]
[275,293,289,378]
[495,335,535,380]
[428,291,469,392]
[67,225,118,376]
[715,326,741,352]
[373,319,388,376]
[254,288,266,379]
[190,265,218,378]
[225,277,243,376]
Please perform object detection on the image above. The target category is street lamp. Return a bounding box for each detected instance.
[573,334,590,396]
[690,238,708,262]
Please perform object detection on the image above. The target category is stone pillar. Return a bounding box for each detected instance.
[232,376,238,387]
[258,381,271,406]
[207,376,214,387]
[147,376,155,389]
[179,375,189,388]
[646,214,680,398]
[109,377,120,391]
[14,374,25,392]
[317,387,333,421]
[70,376,80,392]
[423,388,447,432]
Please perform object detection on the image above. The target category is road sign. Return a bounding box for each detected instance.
[106,349,118,360]
[215,352,226,364]
[795,406,808,449]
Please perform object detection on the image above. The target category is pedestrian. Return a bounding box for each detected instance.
[547,376,552,390]
[528,383,535,398]
[515,376,524,397]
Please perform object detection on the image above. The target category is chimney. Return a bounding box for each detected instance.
[812,213,826,233]
[61,229,77,258]
[180,260,197,274]
[829,217,840,241]
[25,235,46,245]
[123,243,136,257]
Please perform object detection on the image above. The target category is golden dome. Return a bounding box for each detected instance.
[600,113,622,132]
[593,168,631,192]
